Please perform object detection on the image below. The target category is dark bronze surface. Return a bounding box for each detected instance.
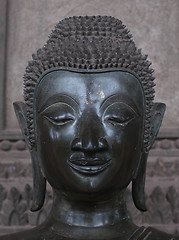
[1,16,178,239]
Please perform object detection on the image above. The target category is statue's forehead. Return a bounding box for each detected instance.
[35,70,144,113]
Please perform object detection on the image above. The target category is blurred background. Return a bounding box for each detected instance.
[0,0,178,236]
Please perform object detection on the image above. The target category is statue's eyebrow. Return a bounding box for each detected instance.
[37,94,80,114]
[100,93,141,116]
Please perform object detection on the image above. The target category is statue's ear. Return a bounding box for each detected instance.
[13,101,30,149]
[149,102,166,149]
[13,101,46,212]
[132,102,166,212]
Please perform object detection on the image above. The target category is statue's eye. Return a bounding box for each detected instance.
[40,103,76,126]
[107,116,131,125]
[45,115,74,125]
[103,102,138,127]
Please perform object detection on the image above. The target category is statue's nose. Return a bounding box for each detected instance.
[71,136,108,153]
[71,113,108,153]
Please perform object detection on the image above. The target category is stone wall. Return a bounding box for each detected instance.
[0,0,178,236]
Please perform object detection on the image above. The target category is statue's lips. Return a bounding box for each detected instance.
[67,158,112,174]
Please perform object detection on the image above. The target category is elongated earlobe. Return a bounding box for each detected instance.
[132,151,148,211]
[30,150,46,211]
[132,102,166,211]
[13,102,46,211]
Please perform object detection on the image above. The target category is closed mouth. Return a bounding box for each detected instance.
[67,158,112,174]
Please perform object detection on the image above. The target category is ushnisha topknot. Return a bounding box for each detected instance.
[23,16,155,152]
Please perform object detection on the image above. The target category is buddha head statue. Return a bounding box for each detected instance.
[14,16,166,215]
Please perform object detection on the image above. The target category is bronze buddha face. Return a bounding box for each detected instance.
[13,15,166,214]
[2,16,176,240]
[35,70,144,195]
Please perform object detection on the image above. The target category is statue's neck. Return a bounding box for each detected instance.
[39,189,138,239]
[49,189,130,227]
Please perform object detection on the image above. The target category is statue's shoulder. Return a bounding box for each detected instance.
[130,226,179,240]
[0,227,42,240]
[1,226,178,240]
